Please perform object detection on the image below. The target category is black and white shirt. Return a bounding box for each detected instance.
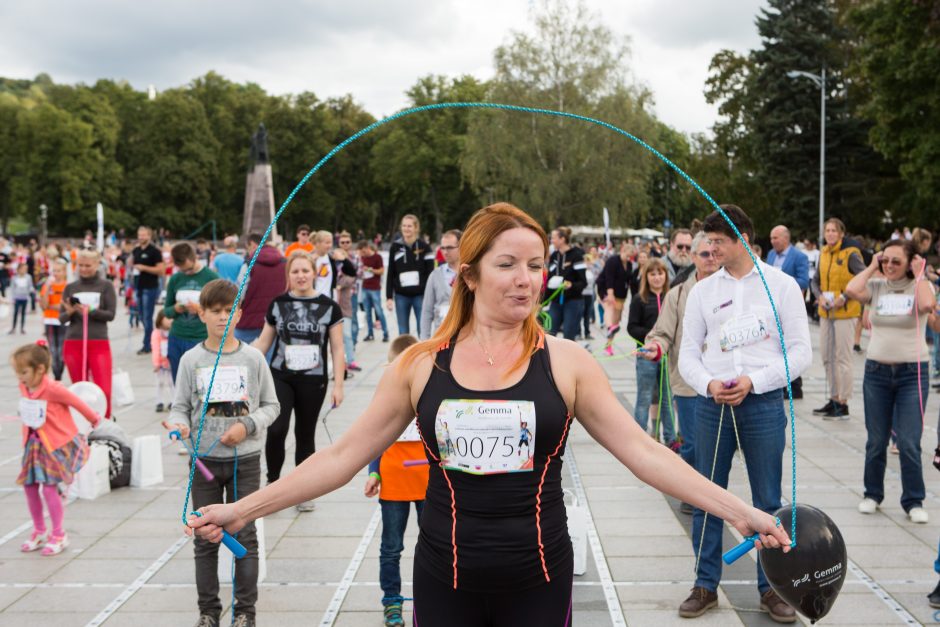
[265,292,343,377]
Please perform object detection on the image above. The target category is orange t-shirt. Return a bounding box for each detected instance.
[379,441,429,501]
[284,242,314,257]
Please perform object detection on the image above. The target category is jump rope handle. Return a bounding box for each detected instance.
[723,534,759,564]
[403,459,430,467]
[190,511,248,559]
[169,431,214,481]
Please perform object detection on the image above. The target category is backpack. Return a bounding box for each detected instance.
[87,420,133,488]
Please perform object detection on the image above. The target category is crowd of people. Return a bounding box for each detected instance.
[6,203,940,626]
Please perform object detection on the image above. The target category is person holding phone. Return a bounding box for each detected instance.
[846,239,936,524]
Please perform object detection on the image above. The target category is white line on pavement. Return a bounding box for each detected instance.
[85,535,190,627]
[566,444,627,627]
[318,506,382,627]
[846,560,920,625]
[0,521,33,547]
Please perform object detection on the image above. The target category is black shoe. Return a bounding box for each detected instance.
[791,390,803,400]
[929,579,940,608]
[853,344,862,353]
[155,403,165,413]
[137,348,152,355]
[382,336,389,342]
[363,335,374,342]
[823,403,849,421]
[813,400,835,415]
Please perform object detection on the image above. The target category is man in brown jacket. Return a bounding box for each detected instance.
[640,232,719,497]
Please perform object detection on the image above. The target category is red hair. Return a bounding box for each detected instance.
[398,203,549,375]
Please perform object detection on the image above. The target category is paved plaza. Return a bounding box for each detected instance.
[0,306,938,626]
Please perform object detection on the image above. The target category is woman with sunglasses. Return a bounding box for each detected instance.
[846,238,935,524]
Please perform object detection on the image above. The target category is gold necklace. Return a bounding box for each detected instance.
[474,332,496,366]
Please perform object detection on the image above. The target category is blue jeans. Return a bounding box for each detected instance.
[394,293,423,336]
[168,335,201,383]
[691,390,785,594]
[548,297,582,340]
[137,286,160,351]
[379,499,424,603]
[343,317,355,363]
[674,395,698,466]
[930,326,940,375]
[633,358,660,431]
[582,294,594,336]
[862,360,927,512]
[351,292,360,344]
[361,290,388,339]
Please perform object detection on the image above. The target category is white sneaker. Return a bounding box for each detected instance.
[909,507,929,524]
[858,498,879,514]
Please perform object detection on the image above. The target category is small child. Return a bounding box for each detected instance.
[363,334,429,627]
[126,283,140,328]
[151,310,173,412]
[12,341,102,556]
[162,279,279,627]
[9,264,35,335]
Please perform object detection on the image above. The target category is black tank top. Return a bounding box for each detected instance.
[414,334,574,593]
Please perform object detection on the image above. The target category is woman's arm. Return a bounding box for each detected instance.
[188,355,418,541]
[251,324,277,354]
[845,254,880,304]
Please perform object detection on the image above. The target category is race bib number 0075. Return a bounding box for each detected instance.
[435,399,535,475]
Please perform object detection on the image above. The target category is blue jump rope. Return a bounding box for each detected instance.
[179,102,799,569]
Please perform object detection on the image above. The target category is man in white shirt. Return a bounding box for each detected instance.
[677,205,811,623]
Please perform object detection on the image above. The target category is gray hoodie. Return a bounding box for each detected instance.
[169,341,279,461]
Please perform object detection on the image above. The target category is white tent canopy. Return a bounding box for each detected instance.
[567,225,664,241]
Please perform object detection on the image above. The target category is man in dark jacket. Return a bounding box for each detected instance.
[234,233,286,345]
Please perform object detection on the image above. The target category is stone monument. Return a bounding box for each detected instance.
[242,124,279,242]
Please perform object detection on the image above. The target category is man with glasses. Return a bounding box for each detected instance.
[336,232,360,345]
[420,230,461,340]
[665,228,694,285]
[285,224,314,257]
[677,205,810,622]
[640,232,719,512]
[767,225,809,399]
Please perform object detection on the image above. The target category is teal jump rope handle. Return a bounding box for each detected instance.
[190,511,247,559]
[723,534,759,564]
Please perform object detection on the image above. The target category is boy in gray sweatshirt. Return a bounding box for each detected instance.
[163,279,279,627]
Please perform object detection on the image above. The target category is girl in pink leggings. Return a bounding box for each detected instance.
[12,342,102,556]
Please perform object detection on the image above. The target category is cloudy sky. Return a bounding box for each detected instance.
[0,0,766,136]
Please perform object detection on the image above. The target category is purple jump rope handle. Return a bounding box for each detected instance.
[169,431,214,481]
[403,459,430,467]
[190,511,247,559]
[723,534,759,564]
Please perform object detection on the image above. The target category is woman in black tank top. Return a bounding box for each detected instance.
[189,203,794,627]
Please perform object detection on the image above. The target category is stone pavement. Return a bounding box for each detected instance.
[0,303,938,626]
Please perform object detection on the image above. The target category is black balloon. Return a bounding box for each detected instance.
[759,504,847,623]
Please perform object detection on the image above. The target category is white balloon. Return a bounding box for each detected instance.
[68,382,107,435]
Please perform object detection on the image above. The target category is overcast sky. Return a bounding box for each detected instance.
[0,0,766,136]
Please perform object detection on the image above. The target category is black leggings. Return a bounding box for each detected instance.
[265,374,328,483]
[412,561,573,627]
[45,325,66,380]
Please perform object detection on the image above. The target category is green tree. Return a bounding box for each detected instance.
[122,89,220,234]
[462,0,657,228]
[11,101,99,232]
[371,75,486,239]
[188,72,271,234]
[847,0,940,229]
